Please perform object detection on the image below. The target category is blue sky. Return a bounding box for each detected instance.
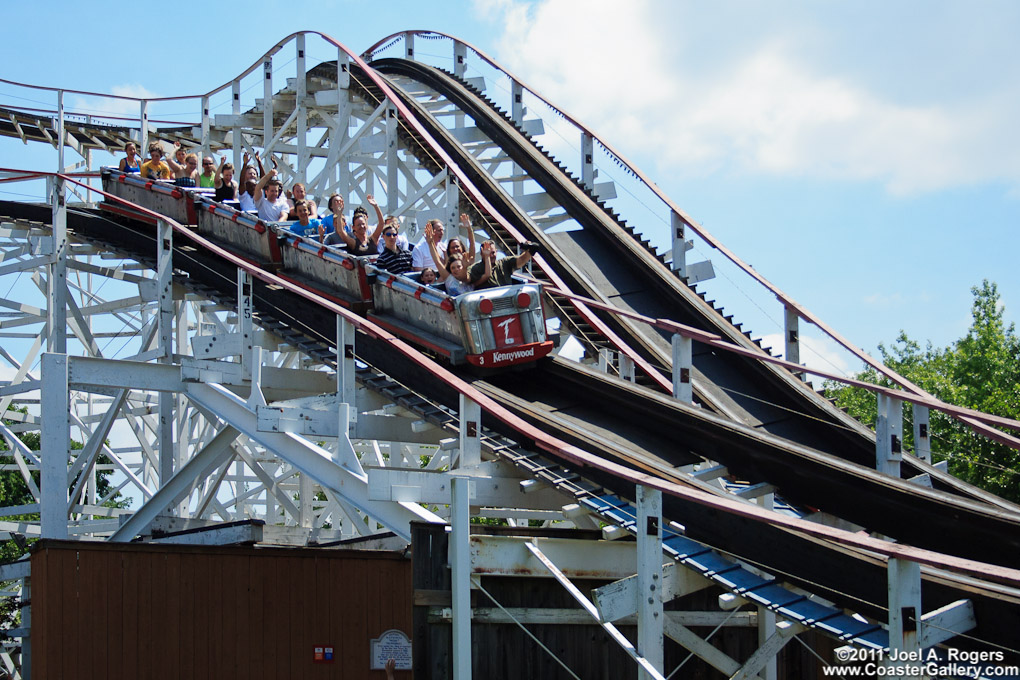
[1,0,1017,377]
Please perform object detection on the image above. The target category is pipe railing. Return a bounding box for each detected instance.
[4,166,1015,588]
[362,30,1020,455]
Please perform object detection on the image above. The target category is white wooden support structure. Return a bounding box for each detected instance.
[757,606,778,680]
[335,49,352,201]
[386,101,400,216]
[231,78,242,171]
[525,541,667,680]
[457,394,481,469]
[337,317,356,426]
[672,333,693,403]
[295,34,307,183]
[670,212,688,279]
[48,174,67,355]
[139,99,149,155]
[237,269,254,380]
[510,80,525,198]
[783,305,800,368]
[876,394,903,477]
[262,56,274,157]
[404,31,415,60]
[912,404,931,463]
[200,95,210,156]
[157,219,175,487]
[636,485,664,680]
[446,176,460,240]
[453,40,467,78]
[885,557,922,676]
[619,354,636,383]
[581,132,595,192]
[40,353,69,539]
[450,476,472,680]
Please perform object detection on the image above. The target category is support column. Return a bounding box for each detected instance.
[337,317,356,427]
[157,219,174,487]
[757,607,778,680]
[48,174,67,355]
[238,270,254,380]
[887,558,922,676]
[784,306,800,367]
[231,79,242,172]
[670,212,687,278]
[511,80,525,199]
[619,354,635,382]
[386,101,399,216]
[636,485,664,680]
[139,100,149,155]
[40,353,69,539]
[263,56,274,156]
[446,176,460,240]
[876,394,903,477]
[912,405,931,463]
[404,31,415,60]
[450,476,472,680]
[581,131,595,192]
[671,334,693,403]
[296,34,308,183]
[336,50,352,201]
[200,95,210,157]
[453,41,467,78]
[458,394,481,469]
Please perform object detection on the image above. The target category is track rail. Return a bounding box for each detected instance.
[6,189,1020,651]
[364,57,1020,513]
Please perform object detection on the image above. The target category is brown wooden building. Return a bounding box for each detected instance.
[31,540,413,680]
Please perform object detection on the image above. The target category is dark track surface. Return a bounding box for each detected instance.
[5,199,1019,652]
[365,59,1016,513]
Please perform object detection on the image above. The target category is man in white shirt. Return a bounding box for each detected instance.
[253,169,289,222]
[412,218,447,271]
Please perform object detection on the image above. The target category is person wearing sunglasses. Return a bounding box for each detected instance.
[375,225,414,275]
[199,156,217,188]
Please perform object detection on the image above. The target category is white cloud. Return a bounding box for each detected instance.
[69,84,159,121]
[476,0,1020,195]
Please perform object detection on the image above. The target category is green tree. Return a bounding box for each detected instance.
[0,406,128,631]
[827,281,1020,502]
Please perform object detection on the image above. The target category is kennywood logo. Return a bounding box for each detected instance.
[492,347,536,363]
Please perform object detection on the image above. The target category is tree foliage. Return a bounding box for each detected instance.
[826,281,1020,502]
[0,406,127,631]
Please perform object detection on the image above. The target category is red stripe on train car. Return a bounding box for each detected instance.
[366,315,454,359]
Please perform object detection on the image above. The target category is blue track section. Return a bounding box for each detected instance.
[581,493,890,651]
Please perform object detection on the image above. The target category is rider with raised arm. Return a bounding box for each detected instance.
[334,195,385,255]
[253,165,289,222]
[427,222,486,296]
[469,240,540,289]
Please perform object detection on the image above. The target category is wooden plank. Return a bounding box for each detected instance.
[63,547,81,680]
[248,552,266,680]
[121,546,139,679]
[147,550,168,679]
[178,551,196,680]
[163,551,182,680]
[31,548,48,680]
[105,549,124,680]
[229,554,251,680]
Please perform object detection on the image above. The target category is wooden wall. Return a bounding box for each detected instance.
[30,540,412,680]
[412,522,834,680]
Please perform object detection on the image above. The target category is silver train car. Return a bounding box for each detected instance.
[100,168,553,368]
